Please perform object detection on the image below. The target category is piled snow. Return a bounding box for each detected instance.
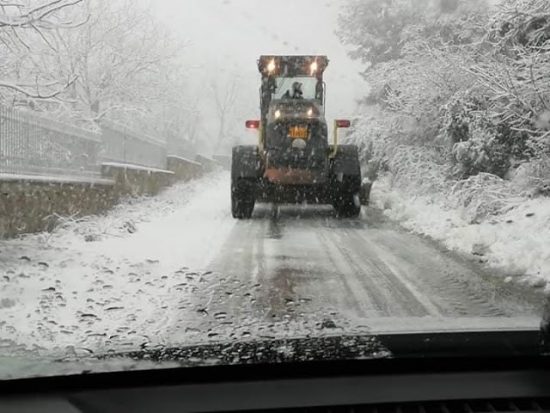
[372,174,550,290]
[0,172,236,358]
[358,137,550,289]
[447,174,524,224]
[387,145,450,198]
[0,172,111,185]
[101,162,174,174]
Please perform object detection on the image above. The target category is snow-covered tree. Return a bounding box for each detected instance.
[0,0,194,147]
[0,0,85,104]
[339,0,549,193]
[210,77,240,153]
[50,0,187,128]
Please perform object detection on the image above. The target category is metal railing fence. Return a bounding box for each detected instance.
[0,105,102,178]
[100,121,167,170]
[0,105,193,178]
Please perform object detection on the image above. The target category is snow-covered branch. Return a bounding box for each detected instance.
[0,76,76,99]
[0,0,83,27]
[339,0,550,193]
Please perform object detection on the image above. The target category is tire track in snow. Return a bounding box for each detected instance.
[208,202,541,324]
[330,226,440,317]
[360,229,535,317]
[315,229,383,317]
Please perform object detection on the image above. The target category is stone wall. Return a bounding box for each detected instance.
[195,154,221,173]
[0,157,209,238]
[167,156,203,181]
[101,163,175,196]
[0,177,116,238]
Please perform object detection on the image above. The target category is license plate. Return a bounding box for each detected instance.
[288,125,309,139]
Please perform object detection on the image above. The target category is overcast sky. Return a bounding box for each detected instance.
[151,0,368,153]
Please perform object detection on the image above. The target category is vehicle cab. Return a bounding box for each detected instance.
[257,55,330,186]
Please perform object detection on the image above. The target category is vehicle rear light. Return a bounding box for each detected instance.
[245,120,261,129]
[335,119,351,128]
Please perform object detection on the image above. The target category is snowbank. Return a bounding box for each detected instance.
[351,126,550,289]
[372,174,550,290]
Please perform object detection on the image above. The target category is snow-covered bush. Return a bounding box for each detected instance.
[510,156,550,196]
[340,0,550,285]
[386,146,449,198]
[340,0,550,199]
[441,90,533,178]
[448,173,523,223]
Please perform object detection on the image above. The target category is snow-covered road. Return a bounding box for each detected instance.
[0,173,236,358]
[0,171,544,364]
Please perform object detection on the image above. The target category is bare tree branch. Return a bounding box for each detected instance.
[0,0,83,28]
[0,75,77,99]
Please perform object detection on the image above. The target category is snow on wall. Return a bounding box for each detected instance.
[1,158,204,238]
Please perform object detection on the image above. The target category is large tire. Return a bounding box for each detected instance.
[231,178,256,219]
[330,145,362,218]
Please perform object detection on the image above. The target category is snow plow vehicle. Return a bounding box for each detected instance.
[231,55,362,219]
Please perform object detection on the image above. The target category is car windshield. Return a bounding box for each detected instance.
[0,0,549,381]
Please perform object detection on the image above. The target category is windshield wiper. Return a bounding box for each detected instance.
[541,299,550,354]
